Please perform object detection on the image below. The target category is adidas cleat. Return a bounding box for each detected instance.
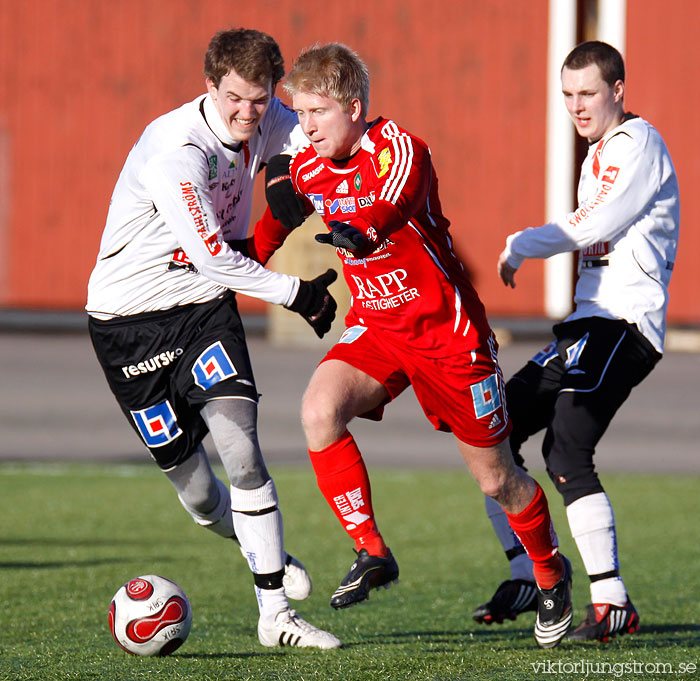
[472,579,538,624]
[534,555,573,648]
[568,600,639,642]
[283,554,312,601]
[258,609,341,649]
[330,548,399,609]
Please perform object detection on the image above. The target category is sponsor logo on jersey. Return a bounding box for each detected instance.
[307,193,325,215]
[221,178,238,199]
[582,242,610,257]
[350,268,420,310]
[324,196,356,215]
[180,181,222,255]
[217,190,242,232]
[192,341,238,390]
[340,236,394,262]
[168,248,198,273]
[336,179,349,194]
[121,348,184,379]
[601,166,619,184]
[592,139,604,178]
[131,400,182,447]
[568,165,619,228]
[377,148,392,178]
[302,164,323,181]
[470,374,502,419]
[354,172,362,191]
[358,191,376,208]
[208,155,218,180]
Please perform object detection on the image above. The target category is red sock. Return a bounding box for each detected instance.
[505,481,563,589]
[308,430,389,557]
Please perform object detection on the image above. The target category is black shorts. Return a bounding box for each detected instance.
[88,293,258,470]
[505,316,661,502]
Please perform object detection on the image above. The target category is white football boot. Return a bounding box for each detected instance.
[258,609,342,649]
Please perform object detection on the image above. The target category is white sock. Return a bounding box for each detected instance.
[567,492,627,606]
[230,479,288,620]
[485,495,534,581]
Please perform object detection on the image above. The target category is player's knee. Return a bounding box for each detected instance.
[217,435,268,489]
[226,459,269,490]
[177,473,221,517]
[476,466,511,501]
[546,460,604,506]
[301,390,343,441]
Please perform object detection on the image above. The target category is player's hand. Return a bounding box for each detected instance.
[315,221,368,253]
[226,237,252,259]
[286,269,338,338]
[497,250,518,288]
[265,154,307,230]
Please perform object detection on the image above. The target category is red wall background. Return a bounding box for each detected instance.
[0,1,697,324]
[625,0,700,325]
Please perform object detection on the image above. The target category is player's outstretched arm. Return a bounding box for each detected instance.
[285,269,338,338]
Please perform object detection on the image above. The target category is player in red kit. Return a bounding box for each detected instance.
[260,43,573,647]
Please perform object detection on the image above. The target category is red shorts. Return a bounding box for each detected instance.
[322,325,512,447]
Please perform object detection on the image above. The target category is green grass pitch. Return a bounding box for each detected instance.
[1,463,698,680]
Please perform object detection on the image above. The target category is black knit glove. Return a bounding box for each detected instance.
[286,269,338,338]
[315,220,368,253]
[265,154,307,230]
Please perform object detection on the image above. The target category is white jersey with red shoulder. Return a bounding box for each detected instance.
[86,94,305,318]
[291,117,491,357]
[503,115,679,353]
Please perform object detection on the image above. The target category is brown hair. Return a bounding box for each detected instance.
[284,43,370,113]
[204,28,284,89]
[562,41,625,86]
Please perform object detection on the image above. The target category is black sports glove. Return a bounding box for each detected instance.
[225,238,251,258]
[315,220,368,253]
[285,269,338,338]
[265,154,307,230]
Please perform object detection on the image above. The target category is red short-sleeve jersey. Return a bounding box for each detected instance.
[291,117,492,358]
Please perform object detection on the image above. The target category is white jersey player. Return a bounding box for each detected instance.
[474,41,679,643]
[86,28,340,650]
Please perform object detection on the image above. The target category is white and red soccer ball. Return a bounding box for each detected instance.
[108,575,192,656]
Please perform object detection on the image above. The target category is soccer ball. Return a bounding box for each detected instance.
[108,575,192,656]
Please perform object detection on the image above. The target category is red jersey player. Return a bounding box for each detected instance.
[263,43,573,648]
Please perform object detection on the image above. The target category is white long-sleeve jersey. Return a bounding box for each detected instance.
[87,94,304,318]
[503,116,679,353]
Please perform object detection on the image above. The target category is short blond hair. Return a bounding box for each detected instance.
[284,43,370,113]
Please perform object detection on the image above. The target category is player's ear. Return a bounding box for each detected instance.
[349,98,363,123]
[613,79,624,104]
[206,78,218,99]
